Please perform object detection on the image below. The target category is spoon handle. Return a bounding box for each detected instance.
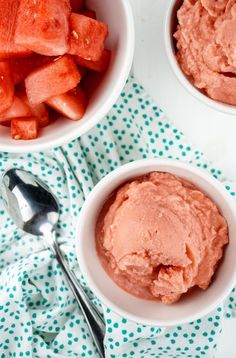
[48,231,106,358]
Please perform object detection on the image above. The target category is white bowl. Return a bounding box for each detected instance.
[164,0,236,116]
[76,159,236,326]
[0,0,135,153]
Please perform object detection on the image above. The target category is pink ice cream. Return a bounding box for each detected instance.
[96,172,228,304]
[175,0,236,105]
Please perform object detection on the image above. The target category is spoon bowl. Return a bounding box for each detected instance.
[2,168,59,236]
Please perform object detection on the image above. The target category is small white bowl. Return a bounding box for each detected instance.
[0,0,135,153]
[164,0,236,116]
[76,159,236,326]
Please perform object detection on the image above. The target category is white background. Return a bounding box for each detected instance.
[130,0,236,356]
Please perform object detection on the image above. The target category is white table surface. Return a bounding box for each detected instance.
[130,0,236,356]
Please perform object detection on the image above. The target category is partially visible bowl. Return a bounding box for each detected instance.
[0,0,135,153]
[164,0,236,116]
[76,159,236,326]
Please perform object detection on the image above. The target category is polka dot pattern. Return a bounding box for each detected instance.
[0,76,235,357]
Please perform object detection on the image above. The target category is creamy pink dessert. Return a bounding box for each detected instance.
[96,172,228,304]
[175,0,236,105]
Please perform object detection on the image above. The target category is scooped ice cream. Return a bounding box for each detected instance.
[175,0,236,105]
[96,172,228,304]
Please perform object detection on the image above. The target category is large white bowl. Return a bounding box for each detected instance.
[164,0,236,116]
[76,159,236,326]
[0,0,135,153]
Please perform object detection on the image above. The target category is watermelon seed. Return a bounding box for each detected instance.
[72,30,79,39]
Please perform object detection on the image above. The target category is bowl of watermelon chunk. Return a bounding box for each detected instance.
[0,0,134,152]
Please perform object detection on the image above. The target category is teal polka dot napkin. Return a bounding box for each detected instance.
[0,76,235,357]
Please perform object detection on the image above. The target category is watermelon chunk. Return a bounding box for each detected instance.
[15,0,71,56]
[11,117,38,140]
[79,9,97,19]
[9,54,52,84]
[70,0,84,12]
[46,87,87,120]
[0,62,14,114]
[30,103,49,128]
[25,55,82,104]
[0,0,31,59]
[69,13,108,61]
[0,96,31,121]
[18,89,49,127]
[75,48,111,72]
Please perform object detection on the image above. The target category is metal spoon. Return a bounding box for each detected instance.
[1,168,106,358]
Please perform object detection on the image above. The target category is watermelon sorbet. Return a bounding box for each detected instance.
[96,172,228,304]
[175,0,236,106]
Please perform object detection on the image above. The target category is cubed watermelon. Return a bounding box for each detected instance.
[70,0,84,12]
[18,89,50,127]
[75,48,111,72]
[15,0,71,56]
[9,54,52,84]
[0,0,31,59]
[79,9,97,19]
[69,13,108,61]
[0,62,14,114]
[25,55,82,104]
[0,96,31,121]
[46,87,87,120]
[11,117,38,140]
[31,103,49,128]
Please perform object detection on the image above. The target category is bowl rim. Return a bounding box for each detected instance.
[164,0,236,116]
[76,158,236,326]
[0,0,135,153]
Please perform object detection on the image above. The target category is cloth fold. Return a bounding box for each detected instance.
[0,76,235,357]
